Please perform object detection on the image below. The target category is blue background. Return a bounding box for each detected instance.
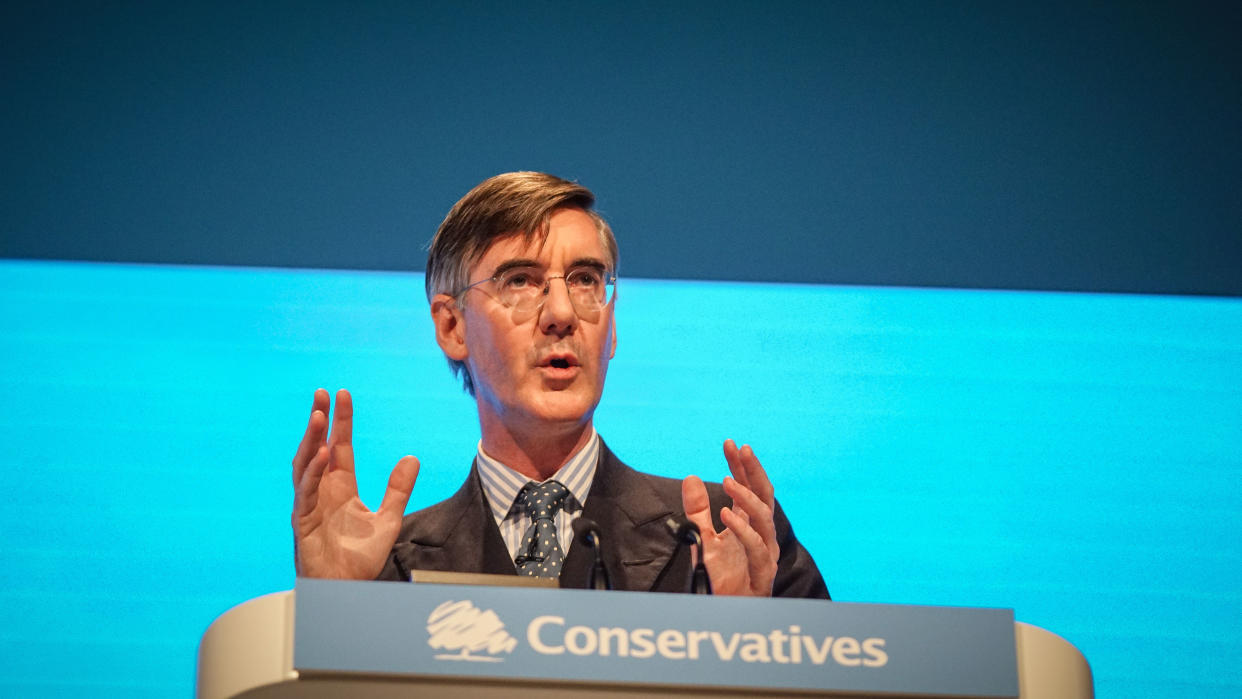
[2,2,1240,697]
[2,261,1239,697]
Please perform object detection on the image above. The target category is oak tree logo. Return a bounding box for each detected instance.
[426,600,518,662]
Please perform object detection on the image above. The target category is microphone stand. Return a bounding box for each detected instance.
[572,517,612,591]
[665,516,713,595]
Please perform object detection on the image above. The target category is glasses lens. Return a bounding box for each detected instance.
[565,268,610,310]
[496,267,544,312]
[493,266,616,315]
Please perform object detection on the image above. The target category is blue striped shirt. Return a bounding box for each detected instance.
[475,430,599,568]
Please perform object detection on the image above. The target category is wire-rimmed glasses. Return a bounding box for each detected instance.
[456,264,617,319]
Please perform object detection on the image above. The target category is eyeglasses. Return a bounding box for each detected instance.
[456,264,617,318]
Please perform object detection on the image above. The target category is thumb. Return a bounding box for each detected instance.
[681,475,715,536]
[379,455,420,517]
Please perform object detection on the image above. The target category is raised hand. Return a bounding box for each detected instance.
[680,440,780,596]
[291,389,420,579]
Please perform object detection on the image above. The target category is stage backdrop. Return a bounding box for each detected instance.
[3,2,1240,698]
[3,1,1240,296]
[2,260,1239,697]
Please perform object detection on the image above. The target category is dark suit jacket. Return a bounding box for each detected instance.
[377,441,830,599]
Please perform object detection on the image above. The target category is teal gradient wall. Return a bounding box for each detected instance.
[2,260,1239,696]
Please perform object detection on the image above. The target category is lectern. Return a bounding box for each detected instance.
[198,580,1091,698]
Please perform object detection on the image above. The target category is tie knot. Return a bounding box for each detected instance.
[516,480,570,521]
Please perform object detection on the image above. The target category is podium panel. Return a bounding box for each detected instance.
[197,584,1092,699]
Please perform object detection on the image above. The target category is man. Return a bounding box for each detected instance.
[291,172,828,598]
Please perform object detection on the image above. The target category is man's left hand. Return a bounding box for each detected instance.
[681,439,780,596]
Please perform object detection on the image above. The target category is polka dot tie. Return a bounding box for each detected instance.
[514,480,571,578]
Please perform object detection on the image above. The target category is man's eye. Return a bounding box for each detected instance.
[502,272,537,289]
[567,270,602,288]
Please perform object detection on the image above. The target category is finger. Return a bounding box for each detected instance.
[736,442,775,511]
[724,476,779,560]
[723,439,749,490]
[329,389,353,447]
[295,445,330,520]
[379,456,420,518]
[292,410,326,485]
[328,389,357,474]
[729,499,751,525]
[292,389,331,484]
[680,475,718,538]
[720,506,777,595]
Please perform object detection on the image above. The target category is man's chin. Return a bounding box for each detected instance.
[526,390,599,425]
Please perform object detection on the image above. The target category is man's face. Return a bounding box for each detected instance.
[454,208,616,434]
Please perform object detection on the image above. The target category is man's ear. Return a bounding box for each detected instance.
[609,313,617,359]
[430,294,469,361]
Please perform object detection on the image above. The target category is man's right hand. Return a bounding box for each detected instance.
[291,388,420,579]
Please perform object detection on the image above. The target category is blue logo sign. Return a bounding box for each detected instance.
[295,579,1017,697]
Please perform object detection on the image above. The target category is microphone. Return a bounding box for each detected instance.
[664,515,712,595]
[572,516,612,591]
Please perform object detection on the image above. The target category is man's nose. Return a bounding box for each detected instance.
[538,276,578,335]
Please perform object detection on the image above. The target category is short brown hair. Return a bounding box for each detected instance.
[426,171,619,394]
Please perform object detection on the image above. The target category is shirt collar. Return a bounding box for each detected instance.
[475,428,599,526]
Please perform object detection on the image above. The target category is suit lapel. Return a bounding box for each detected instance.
[395,465,516,576]
[562,442,681,591]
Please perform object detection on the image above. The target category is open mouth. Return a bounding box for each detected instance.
[549,358,571,369]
